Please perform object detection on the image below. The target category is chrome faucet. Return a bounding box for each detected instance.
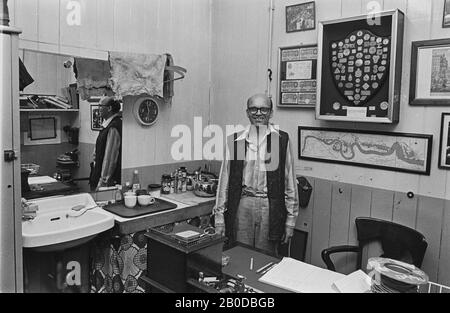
[21,198,38,221]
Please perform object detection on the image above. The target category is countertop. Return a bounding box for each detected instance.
[23,181,79,200]
[107,191,216,235]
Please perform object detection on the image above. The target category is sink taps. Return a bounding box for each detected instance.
[21,198,38,221]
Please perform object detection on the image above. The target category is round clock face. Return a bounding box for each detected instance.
[134,97,159,126]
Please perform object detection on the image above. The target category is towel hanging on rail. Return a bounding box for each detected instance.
[19,57,34,91]
[109,52,167,98]
[73,57,113,100]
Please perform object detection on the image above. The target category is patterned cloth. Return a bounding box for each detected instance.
[109,52,167,98]
[90,230,147,293]
[90,216,212,293]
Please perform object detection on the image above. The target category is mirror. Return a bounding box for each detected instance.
[19,49,122,198]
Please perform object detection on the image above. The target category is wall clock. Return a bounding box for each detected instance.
[133,96,159,126]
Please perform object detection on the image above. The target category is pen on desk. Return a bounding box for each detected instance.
[250,258,254,271]
[260,263,277,275]
[256,262,274,274]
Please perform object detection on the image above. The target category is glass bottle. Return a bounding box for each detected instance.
[181,167,187,192]
[132,170,141,193]
[173,170,179,194]
[177,169,184,193]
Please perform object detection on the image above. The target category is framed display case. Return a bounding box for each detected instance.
[277,44,318,108]
[316,10,404,123]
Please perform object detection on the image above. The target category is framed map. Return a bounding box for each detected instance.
[298,127,433,175]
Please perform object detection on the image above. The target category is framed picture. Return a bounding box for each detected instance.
[298,126,433,175]
[438,113,450,169]
[90,105,104,131]
[443,0,450,28]
[410,38,450,106]
[277,44,317,108]
[316,10,404,123]
[286,2,316,33]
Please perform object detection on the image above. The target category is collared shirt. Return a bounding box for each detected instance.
[95,113,121,187]
[214,124,299,228]
[101,113,120,129]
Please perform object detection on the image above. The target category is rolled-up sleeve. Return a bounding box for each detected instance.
[213,137,233,226]
[284,140,299,228]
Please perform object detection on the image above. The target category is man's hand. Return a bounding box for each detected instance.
[215,225,225,237]
[282,226,294,244]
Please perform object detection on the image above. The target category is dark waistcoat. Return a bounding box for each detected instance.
[224,130,289,245]
[90,116,122,188]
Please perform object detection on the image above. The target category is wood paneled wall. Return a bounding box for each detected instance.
[296,176,450,286]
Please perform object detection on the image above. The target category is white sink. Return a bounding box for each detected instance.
[22,193,115,252]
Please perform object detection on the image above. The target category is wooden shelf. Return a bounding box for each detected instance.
[20,109,79,112]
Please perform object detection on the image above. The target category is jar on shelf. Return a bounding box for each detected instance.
[161,175,171,195]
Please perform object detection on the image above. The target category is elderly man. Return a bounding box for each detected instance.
[214,93,299,256]
[89,97,122,190]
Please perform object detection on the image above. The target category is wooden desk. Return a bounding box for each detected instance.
[222,245,291,293]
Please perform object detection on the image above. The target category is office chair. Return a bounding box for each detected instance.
[321,217,428,272]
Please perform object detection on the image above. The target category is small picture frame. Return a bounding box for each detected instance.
[286,2,316,33]
[443,0,450,28]
[90,105,104,131]
[410,38,450,106]
[438,113,450,169]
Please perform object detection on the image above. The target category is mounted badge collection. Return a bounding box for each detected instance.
[315,10,404,124]
[330,29,390,110]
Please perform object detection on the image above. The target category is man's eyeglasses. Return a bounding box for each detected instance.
[247,107,272,115]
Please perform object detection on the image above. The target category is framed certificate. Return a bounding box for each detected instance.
[277,44,318,108]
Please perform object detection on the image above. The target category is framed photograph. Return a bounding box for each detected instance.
[410,38,450,106]
[90,105,104,131]
[443,0,450,28]
[28,117,57,140]
[438,113,450,169]
[286,2,316,33]
[298,126,433,175]
[277,44,317,108]
[316,10,404,123]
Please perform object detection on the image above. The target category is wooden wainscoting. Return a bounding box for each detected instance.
[295,176,450,286]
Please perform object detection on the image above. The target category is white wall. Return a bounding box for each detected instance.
[211,0,450,200]
[10,0,213,169]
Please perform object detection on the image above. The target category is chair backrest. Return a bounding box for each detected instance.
[355,217,428,268]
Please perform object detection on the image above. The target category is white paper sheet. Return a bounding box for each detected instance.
[28,176,57,185]
[258,257,345,293]
[332,270,372,293]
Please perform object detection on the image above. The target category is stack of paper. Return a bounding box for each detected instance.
[258,257,345,293]
[331,270,372,293]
